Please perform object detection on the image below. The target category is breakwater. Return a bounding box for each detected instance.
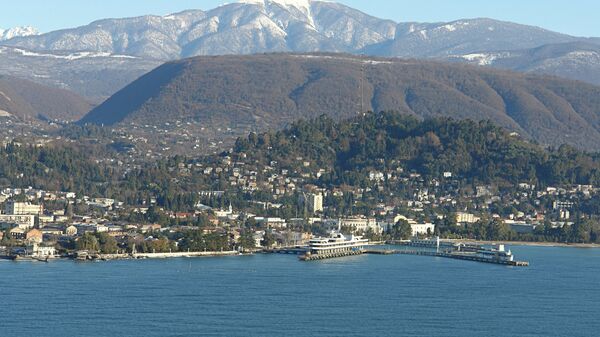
[364,249,529,266]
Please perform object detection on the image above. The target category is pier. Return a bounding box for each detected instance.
[300,250,364,261]
[267,247,307,255]
[364,249,529,266]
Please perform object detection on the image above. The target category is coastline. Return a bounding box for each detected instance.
[0,250,243,262]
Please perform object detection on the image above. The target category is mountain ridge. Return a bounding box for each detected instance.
[80,53,600,151]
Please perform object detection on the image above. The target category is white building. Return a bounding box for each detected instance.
[378,215,434,236]
[340,217,381,234]
[410,223,435,236]
[255,217,287,229]
[456,212,480,224]
[5,201,43,216]
[0,214,35,230]
[26,243,56,258]
[301,192,323,214]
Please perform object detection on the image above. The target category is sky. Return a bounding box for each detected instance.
[1,0,599,37]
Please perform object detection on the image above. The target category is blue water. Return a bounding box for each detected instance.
[1,246,599,337]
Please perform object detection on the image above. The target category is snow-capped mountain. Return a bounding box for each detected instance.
[1,0,600,100]
[1,0,587,60]
[0,26,39,41]
[0,0,399,59]
[447,42,600,86]
[0,2,448,59]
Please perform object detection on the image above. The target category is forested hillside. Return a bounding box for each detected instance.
[81,54,600,150]
[233,112,600,187]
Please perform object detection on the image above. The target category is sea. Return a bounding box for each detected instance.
[1,245,599,337]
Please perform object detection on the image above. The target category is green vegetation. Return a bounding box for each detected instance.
[234,112,600,187]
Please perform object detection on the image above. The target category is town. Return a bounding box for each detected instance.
[1,148,598,260]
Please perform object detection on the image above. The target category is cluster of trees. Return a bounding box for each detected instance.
[176,231,230,252]
[0,142,115,195]
[234,112,600,188]
[434,215,600,244]
[76,232,119,253]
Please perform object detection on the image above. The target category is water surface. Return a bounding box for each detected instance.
[1,246,599,336]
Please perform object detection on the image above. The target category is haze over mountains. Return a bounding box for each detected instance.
[2,0,600,101]
[0,75,91,121]
[81,53,600,150]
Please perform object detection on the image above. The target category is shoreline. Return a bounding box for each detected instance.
[0,250,244,262]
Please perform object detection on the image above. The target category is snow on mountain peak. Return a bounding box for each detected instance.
[239,0,312,12]
[0,26,39,41]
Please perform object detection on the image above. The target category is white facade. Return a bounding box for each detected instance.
[456,212,480,224]
[5,201,43,216]
[307,193,323,214]
[340,217,381,234]
[26,243,56,258]
[410,223,435,236]
[0,214,35,229]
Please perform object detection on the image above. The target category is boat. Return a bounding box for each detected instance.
[300,232,369,261]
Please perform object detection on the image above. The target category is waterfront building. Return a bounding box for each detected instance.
[26,229,43,244]
[410,223,435,236]
[25,243,56,258]
[340,216,381,234]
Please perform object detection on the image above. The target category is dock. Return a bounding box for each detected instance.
[364,249,529,266]
[299,250,364,261]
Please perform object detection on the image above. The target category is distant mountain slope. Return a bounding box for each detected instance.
[447,42,600,86]
[80,53,600,150]
[364,18,579,57]
[0,75,91,121]
[0,46,162,103]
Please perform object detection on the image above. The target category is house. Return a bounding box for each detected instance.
[41,227,63,237]
[140,224,161,233]
[0,214,35,230]
[9,227,26,240]
[26,243,56,258]
[26,229,43,244]
[410,223,435,236]
[64,225,78,236]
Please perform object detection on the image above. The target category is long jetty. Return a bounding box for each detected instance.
[364,249,529,266]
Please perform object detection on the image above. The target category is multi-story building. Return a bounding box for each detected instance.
[456,212,480,224]
[299,192,324,214]
[0,214,36,230]
[5,201,43,216]
[340,217,381,234]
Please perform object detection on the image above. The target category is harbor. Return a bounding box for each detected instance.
[276,233,530,266]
